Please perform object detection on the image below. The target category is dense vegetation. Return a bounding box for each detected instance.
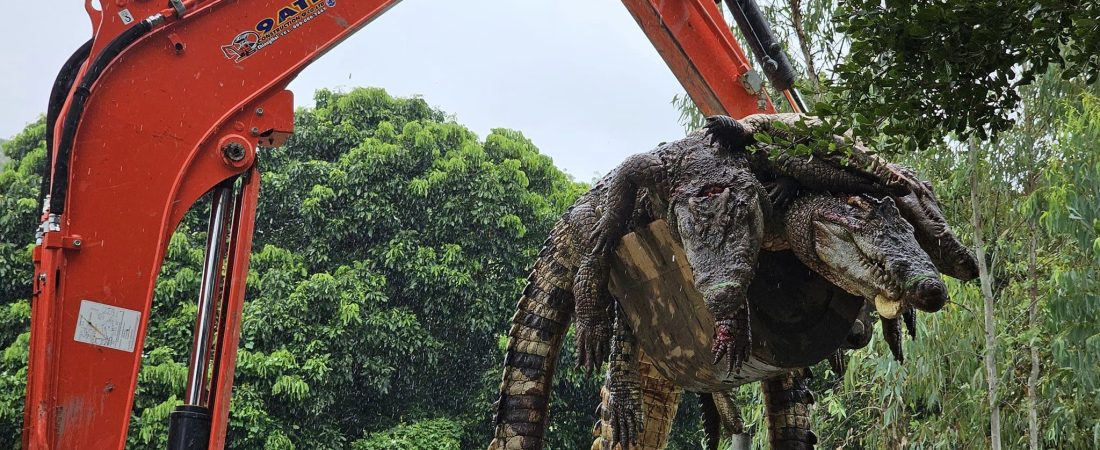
[830,0,1100,151]
[2,1,1099,448]
[679,2,1100,448]
[792,77,1099,450]
[0,89,717,449]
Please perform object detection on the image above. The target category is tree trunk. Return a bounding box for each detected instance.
[1022,79,1044,450]
[1027,209,1041,449]
[969,138,1002,450]
[787,0,821,97]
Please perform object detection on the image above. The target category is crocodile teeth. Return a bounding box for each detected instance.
[875,294,902,319]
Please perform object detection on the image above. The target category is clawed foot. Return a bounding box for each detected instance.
[608,389,643,449]
[712,307,751,374]
[882,316,904,363]
[575,319,611,375]
[879,163,920,196]
[828,350,847,377]
[590,216,622,257]
[704,115,754,151]
[882,307,917,364]
[765,176,799,208]
[902,306,917,340]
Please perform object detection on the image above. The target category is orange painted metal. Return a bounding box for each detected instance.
[47,0,189,194]
[782,89,804,113]
[27,0,774,448]
[621,0,775,118]
[25,1,400,448]
[206,168,261,450]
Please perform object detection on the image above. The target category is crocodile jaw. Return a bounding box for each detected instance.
[875,294,902,319]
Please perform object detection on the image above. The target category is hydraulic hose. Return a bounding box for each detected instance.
[50,15,162,215]
[723,0,797,92]
[41,38,94,212]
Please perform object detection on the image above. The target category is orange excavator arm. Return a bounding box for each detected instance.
[25,1,794,448]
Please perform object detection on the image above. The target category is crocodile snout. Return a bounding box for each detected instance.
[910,278,947,312]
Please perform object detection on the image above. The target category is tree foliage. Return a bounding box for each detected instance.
[676,2,1100,443]
[2,2,1097,447]
[0,88,618,449]
[804,79,1099,449]
[0,120,46,447]
[830,0,1099,151]
[704,77,1100,450]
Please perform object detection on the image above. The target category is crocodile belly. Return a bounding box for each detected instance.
[608,220,862,392]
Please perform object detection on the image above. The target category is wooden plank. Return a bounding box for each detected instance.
[608,220,861,392]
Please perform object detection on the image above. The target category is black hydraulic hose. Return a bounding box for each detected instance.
[50,17,160,215]
[41,38,94,212]
[723,0,797,92]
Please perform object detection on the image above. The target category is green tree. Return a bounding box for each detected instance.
[672,4,1100,444]
[1038,90,1100,446]
[0,120,46,447]
[0,88,606,449]
[790,79,1100,449]
[830,0,1099,151]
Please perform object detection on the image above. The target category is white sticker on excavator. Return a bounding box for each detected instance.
[118,9,134,24]
[74,300,141,352]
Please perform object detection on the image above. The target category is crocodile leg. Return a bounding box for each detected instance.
[604,302,644,448]
[762,369,818,450]
[571,203,613,374]
[575,152,668,375]
[700,393,722,450]
[764,176,801,208]
[828,350,847,377]
[590,153,668,257]
[593,351,682,450]
[712,391,746,436]
[702,390,751,450]
[902,305,918,340]
[577,152,668,374]
[703,115,756,150]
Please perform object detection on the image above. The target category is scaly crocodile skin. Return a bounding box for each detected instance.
[488,219,579,450]
[592,352,682,450]
[592,362,819,450]
[762,369,817,450]
[490,114,977,449]
[583,114,908,376]
[711,391,745,435]
[604,304,644,448]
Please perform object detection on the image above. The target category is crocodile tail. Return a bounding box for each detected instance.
[489,229,575,450]
[763,369,818,450]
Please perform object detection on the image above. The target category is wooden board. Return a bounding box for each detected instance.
[608,220,862,392]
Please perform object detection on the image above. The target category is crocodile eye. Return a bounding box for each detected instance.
[696,185,727,198]
[846,195,872,210]
[821,211,865,231]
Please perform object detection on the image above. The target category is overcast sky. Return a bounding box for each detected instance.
[0,2,691,179]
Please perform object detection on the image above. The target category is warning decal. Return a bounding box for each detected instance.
[74,300,141,353]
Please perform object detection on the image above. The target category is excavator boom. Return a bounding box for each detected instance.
[25,1,781,448]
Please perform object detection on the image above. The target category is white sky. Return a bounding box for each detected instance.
[0,1,690,180]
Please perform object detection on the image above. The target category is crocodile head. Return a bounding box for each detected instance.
[784,193,948,319]
[889,166,980,281]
